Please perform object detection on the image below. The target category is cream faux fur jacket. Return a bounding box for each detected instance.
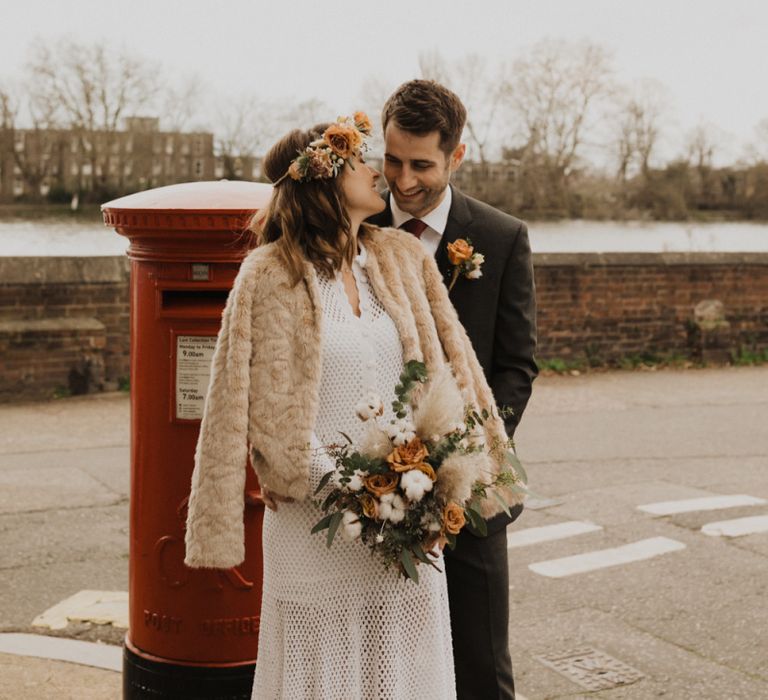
[184,225,522,569]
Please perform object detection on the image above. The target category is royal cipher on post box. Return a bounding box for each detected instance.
[102,181,272,699]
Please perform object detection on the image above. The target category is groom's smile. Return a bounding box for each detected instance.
[383,125,464,219]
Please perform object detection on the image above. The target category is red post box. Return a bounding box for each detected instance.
[102,181,272,699]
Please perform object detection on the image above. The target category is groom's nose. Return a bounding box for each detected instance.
[396,165,418,192]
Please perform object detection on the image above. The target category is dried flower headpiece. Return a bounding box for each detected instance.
[273,111,373,185]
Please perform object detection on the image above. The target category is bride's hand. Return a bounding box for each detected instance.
[260,486,295,511]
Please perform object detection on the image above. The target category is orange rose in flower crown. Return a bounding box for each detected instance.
[446,237,485,292]
[323,123,362,159]
[353,111,373,135]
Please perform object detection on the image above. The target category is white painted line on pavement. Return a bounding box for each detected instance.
[528,537,686,578]
[637,494,766,516]
[508,521,602,548]
[32,590,128,630]
[0,633,121,672]
[701,515,768,538]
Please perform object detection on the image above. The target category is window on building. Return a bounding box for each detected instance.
[166,136,174,155]
[194,159,203,177]
[194,137,203,156]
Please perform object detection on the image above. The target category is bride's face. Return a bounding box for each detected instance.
[340,153,385,221]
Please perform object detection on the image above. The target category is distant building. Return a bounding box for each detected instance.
[0,117,218,201]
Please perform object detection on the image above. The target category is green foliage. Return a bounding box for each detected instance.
[731,346,768,366]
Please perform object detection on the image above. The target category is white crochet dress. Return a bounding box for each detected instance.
[252,244,456,699]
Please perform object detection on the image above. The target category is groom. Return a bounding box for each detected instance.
[369,80,538,699]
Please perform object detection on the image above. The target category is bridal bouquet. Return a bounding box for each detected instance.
[311,361,529,583]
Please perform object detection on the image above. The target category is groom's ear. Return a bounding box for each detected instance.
[449,143,466,173]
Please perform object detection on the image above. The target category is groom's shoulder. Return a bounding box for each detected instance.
[459,190,527,237]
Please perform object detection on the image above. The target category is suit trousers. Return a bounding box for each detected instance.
[444,506,523,700]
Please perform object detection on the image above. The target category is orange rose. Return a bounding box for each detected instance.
[442,502,466,535]
[363,471,398,498]
[447,239,474,266]
[287,161,303,181]
[323,124,360,158]
[359,493,379,519]
[353,111,373,135]
[386,437,430,473]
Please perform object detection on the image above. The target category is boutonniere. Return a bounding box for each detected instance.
[446,238,484,292]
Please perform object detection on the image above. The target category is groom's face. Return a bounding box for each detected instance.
[383,124,464,218]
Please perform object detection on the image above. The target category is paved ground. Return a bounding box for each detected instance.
[0,366,766,699]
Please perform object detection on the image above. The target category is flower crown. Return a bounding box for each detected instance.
[274,111,373,185]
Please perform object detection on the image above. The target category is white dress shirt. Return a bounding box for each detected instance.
[389,186,453,257]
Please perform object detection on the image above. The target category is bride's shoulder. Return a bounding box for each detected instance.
[236,242,293,291]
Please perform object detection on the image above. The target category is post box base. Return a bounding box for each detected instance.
[123,644,255,699]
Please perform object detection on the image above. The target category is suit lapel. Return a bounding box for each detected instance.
[435,186,473,283]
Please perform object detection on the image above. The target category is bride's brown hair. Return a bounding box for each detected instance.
[251,124,364,286]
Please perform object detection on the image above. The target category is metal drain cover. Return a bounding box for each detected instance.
[535,647,644,691]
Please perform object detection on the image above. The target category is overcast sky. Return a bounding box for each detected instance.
[1,0,765,164]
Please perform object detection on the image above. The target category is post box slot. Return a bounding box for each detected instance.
[160,289,229,317]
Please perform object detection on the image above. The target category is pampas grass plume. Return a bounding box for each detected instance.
[413,365,465,440]
[435,452,492,505]
[359,422,392,459]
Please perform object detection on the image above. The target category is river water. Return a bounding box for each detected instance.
[0,218,767,256]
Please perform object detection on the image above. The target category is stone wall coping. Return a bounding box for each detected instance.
[532,252,768,266]
[0,257,129,285]
[1,252,767,286]
[0,317,106,334]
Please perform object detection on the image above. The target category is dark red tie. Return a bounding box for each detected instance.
[400,218,428,239]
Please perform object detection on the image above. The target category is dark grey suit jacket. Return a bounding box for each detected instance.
[369,186,538,437]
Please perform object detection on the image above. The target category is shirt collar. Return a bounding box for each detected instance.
[389,186,452,236]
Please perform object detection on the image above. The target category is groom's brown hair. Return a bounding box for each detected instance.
[381,79,467,156]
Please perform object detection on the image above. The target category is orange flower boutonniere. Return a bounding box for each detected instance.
[446,238,484,292]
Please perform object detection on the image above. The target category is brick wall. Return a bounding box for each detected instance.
[0,257,129,401]
[1,252,766,401]
[534,253,768,363]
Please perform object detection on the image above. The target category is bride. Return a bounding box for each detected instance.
[184,113,512,699]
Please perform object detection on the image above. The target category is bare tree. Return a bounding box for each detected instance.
[0,80,61,200]
[748,117,768,163]
[502,39,614,178]
[418,50,506,163]
[613,79,668,181]
[26,38,160,197]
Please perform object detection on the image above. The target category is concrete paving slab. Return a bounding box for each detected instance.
[0,392,129,454]
[0,650,121,700]
[0,446,130,499]
[0,466,119,514]
[0,558,128,630]
[509,607,766,699]
[32,591,128,631]
[0,503,127,569]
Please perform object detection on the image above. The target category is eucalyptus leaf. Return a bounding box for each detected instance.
[505,451,528,484]
[411,545,430,564]
[314,470,335,495]
[492,489,512,517]
[399,549,419,583]
[310,513,333,534]
[326,511,344,548]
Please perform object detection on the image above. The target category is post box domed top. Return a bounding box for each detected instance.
[102,180,272,216]
[102,181,274,262]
